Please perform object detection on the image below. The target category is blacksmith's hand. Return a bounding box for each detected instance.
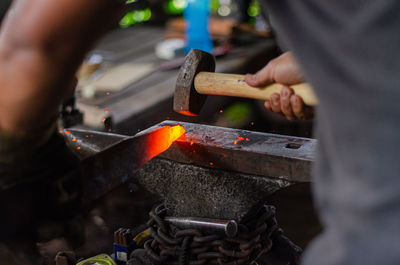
[245,52,314,120]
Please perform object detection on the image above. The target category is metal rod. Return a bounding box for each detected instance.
[165,217,238,237]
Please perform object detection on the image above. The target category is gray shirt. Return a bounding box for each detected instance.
[261,1,400,264]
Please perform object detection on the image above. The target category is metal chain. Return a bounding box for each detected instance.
[142,204,281,265]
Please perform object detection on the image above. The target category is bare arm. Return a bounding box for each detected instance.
[0,0,124,134]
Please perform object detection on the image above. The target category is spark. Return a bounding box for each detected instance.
[65,130,71,135]
[219,110,223,113]
[209,162,214,166]
[104,110,109,113]
[234,141,238,145]
[236,136,244,141]
[72,138,76,142]
[246,138,250,141]
[77,146,81,150]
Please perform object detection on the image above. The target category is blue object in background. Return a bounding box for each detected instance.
[184,0,213,54]
[113,243,133,264]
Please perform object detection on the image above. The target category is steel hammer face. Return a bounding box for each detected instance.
[174,49,215,116]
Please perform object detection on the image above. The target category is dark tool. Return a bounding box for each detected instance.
[165,217,238,237]
[174,49,317,116]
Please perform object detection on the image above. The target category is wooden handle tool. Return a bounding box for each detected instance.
[195,72,317,106]
[174,49,318,116]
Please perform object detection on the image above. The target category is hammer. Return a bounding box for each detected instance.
[174,49,317,116]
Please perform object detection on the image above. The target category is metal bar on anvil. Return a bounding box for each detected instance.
[154,121,316,183]
[63,125,184,204]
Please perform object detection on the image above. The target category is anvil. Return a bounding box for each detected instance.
[64,121,316,222]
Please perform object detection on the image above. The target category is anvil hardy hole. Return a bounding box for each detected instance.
[286,143,302,149]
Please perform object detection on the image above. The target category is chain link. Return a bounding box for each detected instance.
[141,204,281,265]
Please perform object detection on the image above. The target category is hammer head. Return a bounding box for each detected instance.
[174,49,216,116]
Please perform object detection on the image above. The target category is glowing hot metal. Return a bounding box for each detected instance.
[65,124,186,204]
[145,125,186,159]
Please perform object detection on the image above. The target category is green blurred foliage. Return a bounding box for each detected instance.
[119,8,152,28]
[224,102,252,123]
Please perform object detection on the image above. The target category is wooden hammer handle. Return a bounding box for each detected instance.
[194,72,318,106]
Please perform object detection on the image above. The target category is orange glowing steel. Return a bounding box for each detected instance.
[176,110,198,116]
[234,141,238,145]
[104,110,109,113]
[146,125,186,159]
[190,140,194,146]
[236,136,244,141]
